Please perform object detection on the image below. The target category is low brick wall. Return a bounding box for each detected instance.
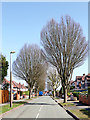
[79,94,90,105]
[88,95,90,105]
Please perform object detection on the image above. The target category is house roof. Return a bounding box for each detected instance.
[85,73,90,78]
[74,73,90,83]
[3,78,27,89]
[69,80,74,85]
[76,76,82,80]
[3,78,10,84]
[12,81,19,88]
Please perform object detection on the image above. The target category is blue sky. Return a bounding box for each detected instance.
[2,2,88,84]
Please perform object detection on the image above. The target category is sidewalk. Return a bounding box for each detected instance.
[0,102,10,107]
[0,98,28,107]
[0,96,39,107]
[54,97,90,119]
[55,97,90,110]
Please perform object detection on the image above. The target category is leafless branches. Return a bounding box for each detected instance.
[41,15,88,102]
[47,68,61,97]
[13,44,47,98]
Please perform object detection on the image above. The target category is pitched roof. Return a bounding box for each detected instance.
[12,81,19,88]
[76,76,82,80]
[86,73,90,78]
[3,78,10,84]
[69,80,74,85]
[3,78,27,89]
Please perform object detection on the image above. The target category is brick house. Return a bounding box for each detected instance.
[74,73,90,90]
[3,78,28,92]
[2,78,28,99]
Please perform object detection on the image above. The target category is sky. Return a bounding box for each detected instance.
[1,2,88,85]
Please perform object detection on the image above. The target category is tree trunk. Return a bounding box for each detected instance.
[53,89,55,97]
[36,89,38,96]
[35,89,37,96]
[64,86,67,103]
[29,88,31,99]
[31,89,33,98]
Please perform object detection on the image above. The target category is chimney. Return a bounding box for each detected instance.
[83,74,85,76]
[82,74,85,81]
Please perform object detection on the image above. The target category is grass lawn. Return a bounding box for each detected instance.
[0,101,27,114]
[60,102,90,119]
[25,98,32,101]
[70,109,90,120]
[60,102,75,106]
[55,97,60,99]
[0,96,39,115]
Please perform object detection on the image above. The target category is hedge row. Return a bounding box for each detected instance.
[23,91,29,95]
[72,92,80,100]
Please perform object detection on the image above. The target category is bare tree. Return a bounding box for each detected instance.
[47,69,61,97]
[13,44,47,99]
[34,63,47,95]
[41,15,88,103]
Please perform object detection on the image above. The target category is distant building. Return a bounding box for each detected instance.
[2,78,28,93]
[73,73,90,90]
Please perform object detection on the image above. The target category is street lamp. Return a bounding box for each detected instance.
[10,51,15,107]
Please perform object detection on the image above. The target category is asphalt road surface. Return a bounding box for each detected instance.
[2,96,73,119]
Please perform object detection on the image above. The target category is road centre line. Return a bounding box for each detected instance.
[35,105,43,119]
[36,113,39,118]
[39,105,43,112]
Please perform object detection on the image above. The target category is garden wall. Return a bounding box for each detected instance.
[79,94,90,105]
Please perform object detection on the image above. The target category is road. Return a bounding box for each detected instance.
[2,96,73,119]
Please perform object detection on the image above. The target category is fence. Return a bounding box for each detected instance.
[0,90,9,103]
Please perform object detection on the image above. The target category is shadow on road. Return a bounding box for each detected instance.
[25,103,57,106]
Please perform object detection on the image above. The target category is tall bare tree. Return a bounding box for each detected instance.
[34,63,47,95]
[13,44,47,99]
[47,69,61,97]
[41,16,88,103]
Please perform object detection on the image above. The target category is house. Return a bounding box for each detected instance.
[74,73,90,90]
[2,78,28,95]
[18,83,28,92]
[85,73,90,87]
[69,80,76,90]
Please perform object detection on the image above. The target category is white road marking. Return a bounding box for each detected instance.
[39,105,43,112]
[35,105,43,119]
[36,113,39,118]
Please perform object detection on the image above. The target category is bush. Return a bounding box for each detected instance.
[70,86,75,90]
[72,92,80,100]
[23,91,29,95]
[88,86,90,95]
[67,92,70,97]
[20,91,23,96]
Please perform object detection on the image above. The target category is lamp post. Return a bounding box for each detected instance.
[10,51,15,108]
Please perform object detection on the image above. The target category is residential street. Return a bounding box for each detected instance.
[2,96,73,119]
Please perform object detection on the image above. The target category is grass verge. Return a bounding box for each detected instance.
[60,102,90,119]
[0,101,27,114]
[60,102,75,106]
[0,96,39,115]
[70,109,90,120]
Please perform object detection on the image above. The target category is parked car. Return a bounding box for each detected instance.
[39,91,43,96]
